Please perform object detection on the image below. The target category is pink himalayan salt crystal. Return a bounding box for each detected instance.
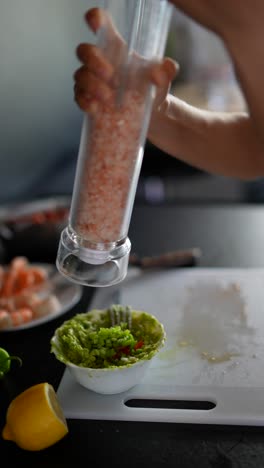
[72,90,147,244]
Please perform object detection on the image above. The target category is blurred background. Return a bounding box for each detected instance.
[0,0,263,206]
[0,0,93,203]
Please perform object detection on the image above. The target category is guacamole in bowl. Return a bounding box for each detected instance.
[50,305,165,394]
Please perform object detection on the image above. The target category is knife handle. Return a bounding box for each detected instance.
[129,248,202,268]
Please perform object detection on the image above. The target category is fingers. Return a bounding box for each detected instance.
[85,7,125,53]
[74,41,115,113]
[74,88,99,114]
[74,8,178,114]
[74,67,112,99]
[76,44,114,81]
[74,7,127,114]
[85,8,105,33]
[74,67,113,113]
[150,58,179,88]
[149,58,179,110]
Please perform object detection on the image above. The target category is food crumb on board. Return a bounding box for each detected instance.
[176,281,256,364]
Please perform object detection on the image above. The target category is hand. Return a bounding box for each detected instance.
[74,8,178,115]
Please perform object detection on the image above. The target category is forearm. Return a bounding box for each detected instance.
[224,30,264,148]
[148,95,264,180]
[168,0,264,154]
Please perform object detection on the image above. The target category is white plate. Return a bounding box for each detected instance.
[1,264,82,331]
[0,196,70,224]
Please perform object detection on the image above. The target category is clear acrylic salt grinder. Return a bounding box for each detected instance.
[56,0,172,287]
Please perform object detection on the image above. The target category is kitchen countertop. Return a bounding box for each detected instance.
[1,201,264,467]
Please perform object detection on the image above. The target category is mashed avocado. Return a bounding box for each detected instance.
[51,305,165,369]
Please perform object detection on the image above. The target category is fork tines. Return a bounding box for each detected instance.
[108,305,132,329]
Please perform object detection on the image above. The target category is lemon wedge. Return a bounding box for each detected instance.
[2,382,68,451]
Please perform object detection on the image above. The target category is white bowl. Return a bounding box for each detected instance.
[51,308,165,394]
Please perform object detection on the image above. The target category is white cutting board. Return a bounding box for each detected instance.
[57,268,264,425]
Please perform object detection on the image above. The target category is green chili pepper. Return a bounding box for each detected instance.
[0,347,22,379]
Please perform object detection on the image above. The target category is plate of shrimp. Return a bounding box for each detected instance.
[0,256,82,331]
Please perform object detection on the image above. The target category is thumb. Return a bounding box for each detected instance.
[150,58,179,109]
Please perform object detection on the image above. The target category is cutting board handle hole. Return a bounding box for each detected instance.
[124,399,216,410]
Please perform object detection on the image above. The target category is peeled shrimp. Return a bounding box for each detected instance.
[0,256,59,329]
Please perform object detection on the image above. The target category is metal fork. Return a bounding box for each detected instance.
[108,304,132,329]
